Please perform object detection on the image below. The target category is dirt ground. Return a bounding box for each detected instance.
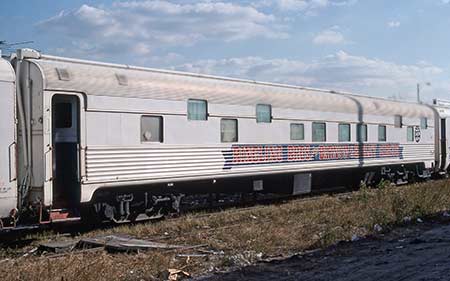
[198,217,450,281]
[2,181,450,281]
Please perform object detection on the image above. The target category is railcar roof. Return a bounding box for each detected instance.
[0,58,15,83]
[28,52,434,118]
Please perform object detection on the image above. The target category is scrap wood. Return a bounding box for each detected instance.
[78,235,206,253]
[159,269,191,281]
[197,249,225,255]
[46,246,104,259]
[10,247,39,261]
[21,247,38,258]
[38,240,78,253]
[165,244,208,253]
[35,234,207,255]
[176,253,208,258]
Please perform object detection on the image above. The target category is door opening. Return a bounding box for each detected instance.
[52,95,80,211]
[441,118,447,170]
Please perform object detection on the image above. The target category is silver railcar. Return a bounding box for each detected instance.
[0,49,448,226]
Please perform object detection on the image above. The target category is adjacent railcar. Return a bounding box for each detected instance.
[0,49,448,226]
[0,56,16,224]
[433,100,450,171]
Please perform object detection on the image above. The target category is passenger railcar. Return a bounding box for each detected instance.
[0,49,449,227]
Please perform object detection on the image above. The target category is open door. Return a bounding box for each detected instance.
[441,118,448,170]
[51,94,81,212]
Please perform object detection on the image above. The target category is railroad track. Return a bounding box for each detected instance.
[187,188,354,221]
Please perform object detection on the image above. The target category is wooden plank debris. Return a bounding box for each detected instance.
[159,269,191,281]
[37,234,208,255]
[78,234,192,253]
[38,240,77,253]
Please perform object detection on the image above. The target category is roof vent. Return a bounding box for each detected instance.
[115,73,128,86]
[56,68,71,81]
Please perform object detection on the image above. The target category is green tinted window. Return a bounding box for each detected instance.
[407,126,414,142]
[256,104,272,123]
[312,122,326,142]
[420,118,428,129]
[378,125,387,142]
[290,123,305,140]
[338,124,351,142]
[357,124,367,142]
[188,99,207,120]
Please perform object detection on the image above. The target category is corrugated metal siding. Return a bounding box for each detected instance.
[401,144,435,161]
[30,58,435,118]
[85,144,434,184]
[85,146,226,183]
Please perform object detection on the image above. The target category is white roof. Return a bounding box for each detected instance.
[28,53,435,118]
[0,58,14,83]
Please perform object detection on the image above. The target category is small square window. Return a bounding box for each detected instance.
[357,124,368,142]
[312,122,326,142]
[407,126,414,142]
[256,104,272,123]
[221,119,238,143]
[338,123,351,142]
[394,115,403,128]
[141,116,163,143]
[290,123,304,141]
[188,99,208,120]
[420,117,428,129]
[378,125,387,142]
[53,102,72,129]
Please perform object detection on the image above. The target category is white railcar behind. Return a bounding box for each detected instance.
[0,57,17,222]
[0,49,448,226]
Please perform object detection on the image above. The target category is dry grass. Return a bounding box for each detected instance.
[2,180,450,280]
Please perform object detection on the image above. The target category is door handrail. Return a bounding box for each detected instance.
[8,142,17,182]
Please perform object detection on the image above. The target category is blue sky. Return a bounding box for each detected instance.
[1,0,450,101]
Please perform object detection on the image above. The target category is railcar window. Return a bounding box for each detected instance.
[312,122,326,142]
[407,126,414,142]
[357,124,368,142]
[221,119,238,142]
[290,123,305,140]
[54,103,72,129]
[421,117,428,129]
[256,104,272,123]
[394,115,403,128]
[188,99,208,120]
[338,123,351,142]
[141,116,163,143]
[378,125,387,142]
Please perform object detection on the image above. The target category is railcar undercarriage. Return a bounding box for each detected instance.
[82,163,433,224]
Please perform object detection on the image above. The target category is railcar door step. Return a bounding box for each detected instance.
[49,209,81,222]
